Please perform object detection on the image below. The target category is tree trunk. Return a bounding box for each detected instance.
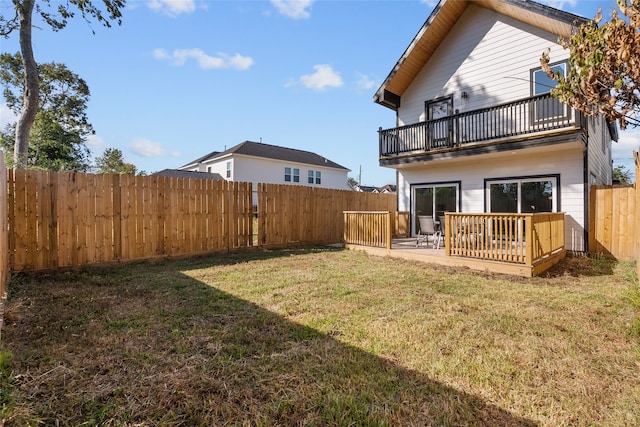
[13,0,38,169]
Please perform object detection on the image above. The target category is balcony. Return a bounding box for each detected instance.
[379,93,586,162]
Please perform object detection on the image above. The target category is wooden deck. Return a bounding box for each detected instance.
[346,238,565,278]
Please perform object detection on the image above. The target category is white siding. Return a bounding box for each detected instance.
[587,116,613,185]
[397,144,587,251]
[203,155,351,191]
[399,5,569,126]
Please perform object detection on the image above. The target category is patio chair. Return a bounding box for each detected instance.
[416,216,440,248]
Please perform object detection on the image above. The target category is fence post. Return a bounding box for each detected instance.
[112,174,122,260]
[525,215,533,267]
[386,212,392,251]
[0,151,8,299]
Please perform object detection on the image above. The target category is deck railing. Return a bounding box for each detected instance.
[379,93,585,158]
[343,211,393,250]
[444,212,565,268]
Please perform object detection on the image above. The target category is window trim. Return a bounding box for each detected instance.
[226,161,231,179]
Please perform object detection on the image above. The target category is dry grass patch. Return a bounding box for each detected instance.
[0,248,638,426]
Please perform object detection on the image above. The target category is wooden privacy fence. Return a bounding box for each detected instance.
[589,184,636,260]
[0,153,7,299]
[343,211,394,250]
[8,170,253,271]
[6,170,396,273]
[257,184,396,247]
[445,212,565,273]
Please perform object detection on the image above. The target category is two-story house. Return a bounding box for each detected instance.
[374,0,617,252]
[180,140,352,191]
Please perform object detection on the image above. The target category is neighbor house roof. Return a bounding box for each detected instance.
[374,0,588,110]
[182,141,349,171]
[152,169,224,180]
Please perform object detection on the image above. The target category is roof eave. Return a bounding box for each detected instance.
[373,0,589,103]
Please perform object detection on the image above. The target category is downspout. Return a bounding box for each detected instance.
[583,126,589,254]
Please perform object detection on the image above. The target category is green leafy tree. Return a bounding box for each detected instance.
[95,148,137,174]
[541,0,640,129]
[612,164,632,184]
[1,53,92,170]
[0,0,125,168]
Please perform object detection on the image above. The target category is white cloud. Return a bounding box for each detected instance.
[420,0,438,7]
[86,134,106,152]
[130,138,181,158]
[294,64,343,91]
[355,73,376,92]
[147,0,196,16]
[0,104,17,128]
[154,48,254,70]
[271,0,314,19]
[537,0,577,10]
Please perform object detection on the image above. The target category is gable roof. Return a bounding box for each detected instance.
[152,169,224,180]
[374,0,588,110]
[183,141,349,171]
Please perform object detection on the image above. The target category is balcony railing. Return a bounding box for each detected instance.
[379,93,585,158]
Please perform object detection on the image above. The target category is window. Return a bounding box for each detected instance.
[531,62,567,122]
[315,171,321,185]
[226,161,231,179]
[293,168,300,183]
[207,166,212,173]
[411,183,459,235]
[487,176,557,213]
[308,170,314,184]
[284,167,292,182]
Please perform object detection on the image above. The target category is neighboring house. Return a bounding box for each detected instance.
[180,140,352,191]
[374,0,618,252]
[152,169,224,181]
[353,184,397,194]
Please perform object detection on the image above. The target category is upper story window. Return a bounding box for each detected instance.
[308,170,314,184]
[226,161,231,178]
[207,166,212,173]
[531,62,568,123]
[315,171,321,185]
[285,167,300,183]
[532,62,566,96]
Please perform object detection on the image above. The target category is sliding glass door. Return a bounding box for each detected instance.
[412,184,459,234]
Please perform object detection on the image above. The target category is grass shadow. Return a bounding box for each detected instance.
[0,249,538,426]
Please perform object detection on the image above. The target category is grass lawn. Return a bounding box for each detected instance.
[0,248,639,426]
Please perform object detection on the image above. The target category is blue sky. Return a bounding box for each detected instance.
[0,0,637,185]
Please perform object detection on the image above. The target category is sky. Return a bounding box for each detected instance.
[0,0,638,185]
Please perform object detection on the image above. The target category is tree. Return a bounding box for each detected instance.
[612,164,632,184]
[541,0,640,129]
[95,148,137,174]
[1,53,93,170]
[0,0,125,168]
